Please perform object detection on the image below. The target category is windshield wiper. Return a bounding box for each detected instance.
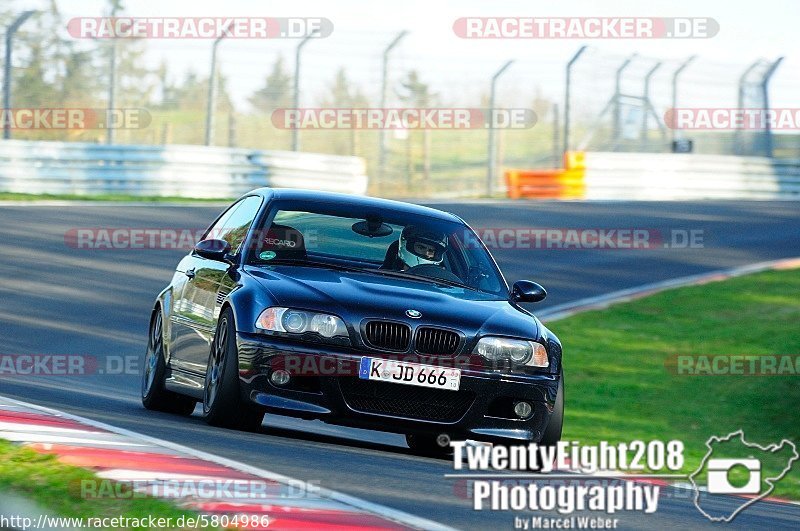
[256,258,356,272]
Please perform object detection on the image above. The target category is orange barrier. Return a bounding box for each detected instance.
[504,151,586,199]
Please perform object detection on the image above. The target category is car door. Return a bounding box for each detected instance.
[179,195,264,374]
[169,199,245,374]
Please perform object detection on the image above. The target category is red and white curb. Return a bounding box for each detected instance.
[537,256,800,322]
[0,396,454,531]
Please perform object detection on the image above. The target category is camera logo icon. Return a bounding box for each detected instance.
[691,431,798,522]
[706,458,761,494]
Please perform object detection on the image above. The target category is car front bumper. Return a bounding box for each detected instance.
[237,332,560,444]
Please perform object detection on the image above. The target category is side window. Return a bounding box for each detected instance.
[205,201,243,242]
[212,196,263,253]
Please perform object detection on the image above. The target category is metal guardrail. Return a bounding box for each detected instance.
[0,140,369,197]
[582,152,800,200]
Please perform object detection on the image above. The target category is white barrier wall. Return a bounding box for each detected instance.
[583,152,800,200]
[0,140,369,198]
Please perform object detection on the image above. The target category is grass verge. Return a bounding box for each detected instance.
[552,268,800,499]
[0,439,216,529]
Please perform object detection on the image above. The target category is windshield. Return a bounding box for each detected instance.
[247,200,507,295]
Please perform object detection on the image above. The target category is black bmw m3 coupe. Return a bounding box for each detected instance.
[142,188,563,454]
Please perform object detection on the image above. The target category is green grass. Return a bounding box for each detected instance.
[0,192,232,203]
[551,269,800,499]
[0,440,217,529]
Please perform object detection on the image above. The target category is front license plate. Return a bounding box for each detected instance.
[358,357,461,391]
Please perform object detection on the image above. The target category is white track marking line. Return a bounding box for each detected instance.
[0,422,105,434]
[538,256,800,322]
[95,470,270,482]
[0,432,150,446]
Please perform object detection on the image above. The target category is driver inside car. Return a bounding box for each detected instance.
[396,225,448,270]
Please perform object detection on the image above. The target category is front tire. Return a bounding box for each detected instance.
[141,308,196,415]
[202,308,264,432]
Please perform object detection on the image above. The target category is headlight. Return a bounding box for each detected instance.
[256,307,347,338]
[310,314,345,337]
[473,337,549,368]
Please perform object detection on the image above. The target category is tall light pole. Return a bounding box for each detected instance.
[487,60,513,197]
[3,10,36,140]
[205,23,232,146]
[378,30,408,182]
[292,30,319,152]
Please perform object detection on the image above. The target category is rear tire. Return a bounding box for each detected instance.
[540,374,564,447]
[406,433,453,457]
[141,308,196,416]
[202,308,264,432]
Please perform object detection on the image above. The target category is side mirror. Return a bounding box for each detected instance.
[194,239,232,262]
[511,280,547,303]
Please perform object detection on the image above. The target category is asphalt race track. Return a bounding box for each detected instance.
[1,200,799,530]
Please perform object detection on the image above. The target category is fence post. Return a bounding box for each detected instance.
[611,55,636,145]
[640,62,661,148]
[670,55,697,145]
[205,25,231,146]
[552,103,560,167]
[2,10,36,140]
[735,60,762,155]
[760,57,783,158]
[378,31,408,185]
[487,60,514,196]
[292,31,318,152]
[563,45,587,156]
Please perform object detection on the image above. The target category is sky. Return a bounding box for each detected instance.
[10,0,800,110]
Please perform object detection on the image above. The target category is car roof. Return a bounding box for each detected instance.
[247,188,462,223]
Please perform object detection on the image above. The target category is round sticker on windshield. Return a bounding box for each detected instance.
[259,251,276,260]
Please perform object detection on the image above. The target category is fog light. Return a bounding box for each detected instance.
[514,401,533,419]
[270,369,290,386]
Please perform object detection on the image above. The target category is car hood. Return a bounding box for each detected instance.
[245,265,540,339]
